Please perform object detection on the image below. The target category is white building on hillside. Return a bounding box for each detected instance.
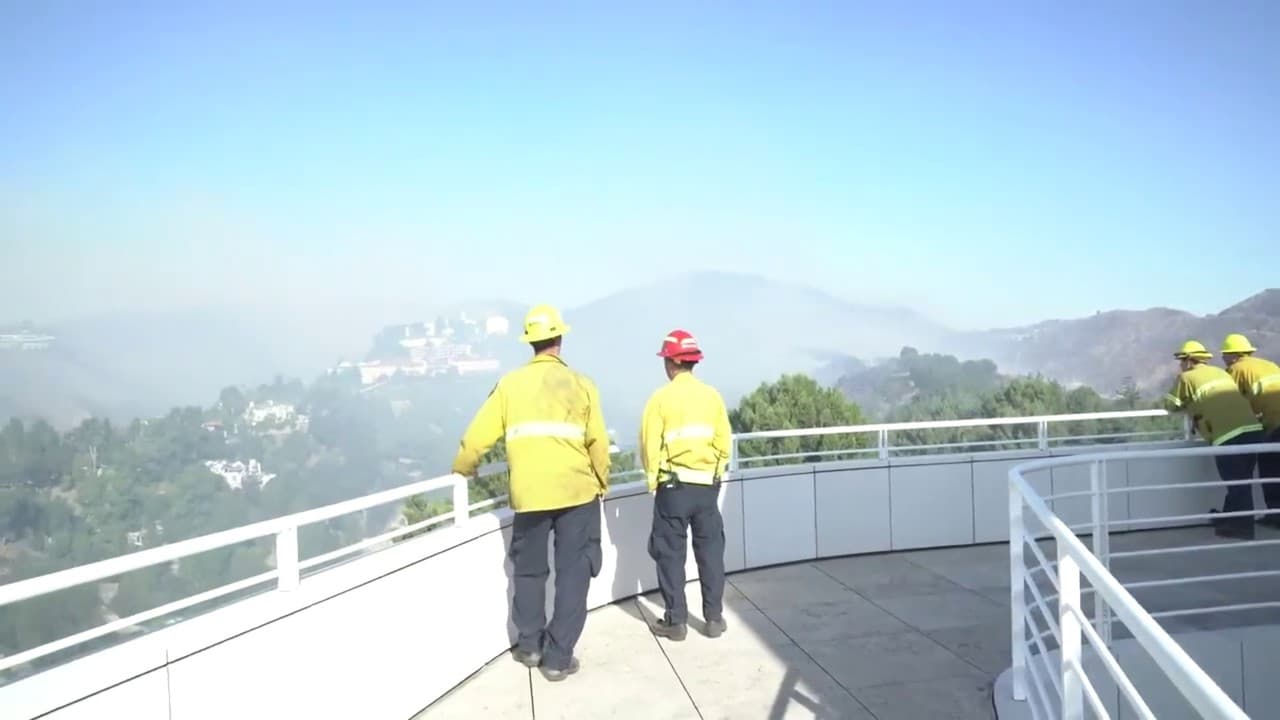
[244,401,297,427]
[205,459,276,490]
[485,316,510,336]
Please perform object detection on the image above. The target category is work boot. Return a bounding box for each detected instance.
[539,657,580,682]
[651,618,687,641]
[512,647,541,668]
[1257,513,1280,530]
[703,617,727,639]
[1210,509,1256,540]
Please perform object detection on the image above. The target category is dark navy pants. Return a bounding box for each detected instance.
[648,481,725,626]
[508,497,601,670]
[1217,430,1264,514]
[1261,427,1280,508]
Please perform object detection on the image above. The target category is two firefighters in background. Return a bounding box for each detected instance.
[1165,334,1280,540]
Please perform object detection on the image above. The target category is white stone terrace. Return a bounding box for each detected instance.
[422,525,1280,720]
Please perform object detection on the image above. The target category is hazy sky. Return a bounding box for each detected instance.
[3,2,1277,329]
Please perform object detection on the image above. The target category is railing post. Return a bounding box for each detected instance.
[1059,546,1085,720]
[452,476,469,527]
[877,428,889,461]
[276,526,299,592]
[730,436,740,473]
[1009,476,1027,702]
[1090,460,1113,644]
[1037,420,1049,451]
[1183,415,1193,441]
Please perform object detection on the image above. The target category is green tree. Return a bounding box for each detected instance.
[730,374,868,465]
[1116,377,1142,410]
[218,386,248,419]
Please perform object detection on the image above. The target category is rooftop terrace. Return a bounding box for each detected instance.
[3,410,1277,720]
[423,525,1280,720]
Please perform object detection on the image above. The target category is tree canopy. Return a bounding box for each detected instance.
[731,374,868,465]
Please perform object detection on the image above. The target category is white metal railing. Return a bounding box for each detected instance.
[1009,442,1280,719]
[0,408,1181,681]
[731,408,1183,467]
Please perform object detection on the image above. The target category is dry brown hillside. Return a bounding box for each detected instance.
[971,289,1279,395]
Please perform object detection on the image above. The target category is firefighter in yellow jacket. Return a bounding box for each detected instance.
[640,329,732,641]
[1164,340,1265,539]
[452,304,610,681]
[1220,333,1280,528]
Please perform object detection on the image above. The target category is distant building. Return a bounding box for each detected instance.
[0,332,55,351]
[485,316,510,336]
[453,358,500,375]
[244,401,297,427]
[204,459,276,490]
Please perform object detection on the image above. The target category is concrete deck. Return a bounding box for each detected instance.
[418,526,1280,720]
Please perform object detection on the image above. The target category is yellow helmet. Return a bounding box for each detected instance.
[1220,333,1257,355]
[519,304,571,343]
[1173,340,1212,360]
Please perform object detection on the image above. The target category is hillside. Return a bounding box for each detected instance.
[0,347,144,429]
[560,271,951,435]
[835,347,1002,419]
[0,300,477,429]
[963,289,1280,395]
[6,281,1276,432]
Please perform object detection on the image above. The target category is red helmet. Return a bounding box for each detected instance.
[657,329,703,362]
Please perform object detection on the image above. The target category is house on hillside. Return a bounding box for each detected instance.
[0,332,55,350]
[243,401,308,434]
[244,401,296,426]
[485,316,510,336]
[204,459,276,490]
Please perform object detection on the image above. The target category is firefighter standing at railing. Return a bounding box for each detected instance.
[639,329,731,641]
[1164,340,1264,540]
[1220,333,1280,528]
[451,304,610,682]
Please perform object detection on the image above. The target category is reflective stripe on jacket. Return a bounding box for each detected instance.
[639,372,732,492]
[451,354,610,512]
[1164,363,1263,445]
[1227,355,1280,434]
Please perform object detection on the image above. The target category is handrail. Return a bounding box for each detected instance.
[734,408,1171,440]
[0,473,466,609]
[1007,443,1276,719]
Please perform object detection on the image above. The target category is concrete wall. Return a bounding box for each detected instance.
[0,442,1220,720]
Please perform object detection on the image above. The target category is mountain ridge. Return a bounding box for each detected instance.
[3,275,1275,430]
[960,288,1279,394]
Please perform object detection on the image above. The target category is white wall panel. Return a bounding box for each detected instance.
[1124,455,1223,533]
[814,466,891,555]
[40,669,169,720]
[167,528,513,720]
[741,470,817,567]
[973,456,1045,543]
[1048,460,1094,534]
[889,461,974,549]
[719,480,747,574]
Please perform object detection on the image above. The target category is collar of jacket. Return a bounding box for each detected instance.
[529,354,567,367]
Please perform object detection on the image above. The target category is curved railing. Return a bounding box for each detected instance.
[0,409,1192,718]
[1008,443,1280,719]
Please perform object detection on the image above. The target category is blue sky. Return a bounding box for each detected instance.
[2,1,1277,328]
